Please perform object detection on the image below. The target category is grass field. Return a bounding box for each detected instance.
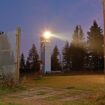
[0,75,105,105]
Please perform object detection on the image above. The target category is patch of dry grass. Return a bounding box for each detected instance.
[1,75,105,105]
[21,75,105,91]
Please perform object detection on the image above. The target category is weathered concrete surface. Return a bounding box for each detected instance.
[0,33,17,83]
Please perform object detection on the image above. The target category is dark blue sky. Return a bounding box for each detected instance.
[0,0,103,56]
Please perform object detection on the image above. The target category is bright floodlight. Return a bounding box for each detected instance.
[43,31,52,39]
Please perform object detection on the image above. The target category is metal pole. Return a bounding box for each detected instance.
[16,27,21,83]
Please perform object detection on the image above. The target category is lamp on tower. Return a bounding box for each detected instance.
[40,30,52,73]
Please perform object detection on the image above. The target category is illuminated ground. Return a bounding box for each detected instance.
[0,75,105,105]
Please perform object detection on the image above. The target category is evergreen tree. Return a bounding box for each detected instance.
[20,53,25,73]
[87,21,104,70]
[51,45,61,71]
[25,57,30,73]
[62,41,71,71]
[27,44,39,72]
[72,25,85,48]
[70,25,86,70]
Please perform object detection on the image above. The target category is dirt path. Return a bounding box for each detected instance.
[0,87,94,105]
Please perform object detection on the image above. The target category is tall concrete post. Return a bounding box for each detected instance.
[103,0,105,74]
[16,27,21,83]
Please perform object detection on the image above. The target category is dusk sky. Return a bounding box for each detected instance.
[0,0,103,56]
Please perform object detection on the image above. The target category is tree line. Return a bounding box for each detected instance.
[20,20,104,74]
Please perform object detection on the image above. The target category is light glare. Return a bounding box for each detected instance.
[43,31,52,39]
